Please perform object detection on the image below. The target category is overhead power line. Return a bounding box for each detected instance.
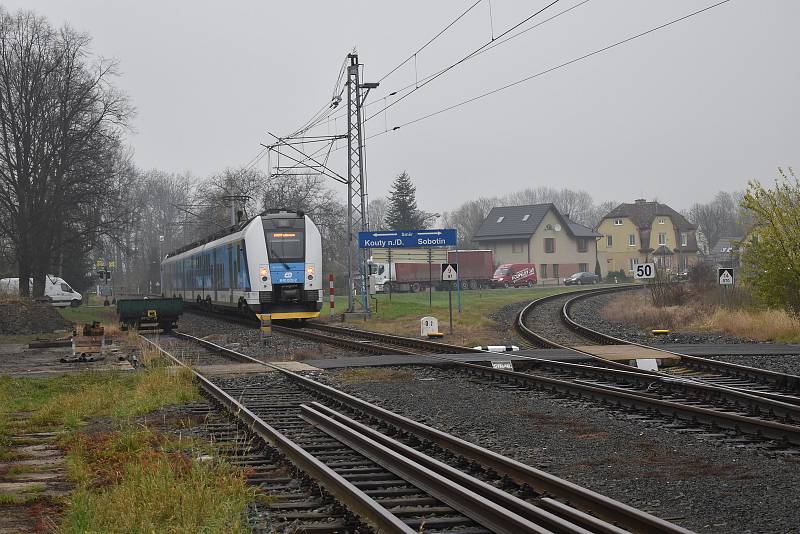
[364,0,564,124]
[368,0,732,137]
[307,0,587,135]
[378,0,485,83]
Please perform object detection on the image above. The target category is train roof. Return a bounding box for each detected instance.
[164,209,305,259]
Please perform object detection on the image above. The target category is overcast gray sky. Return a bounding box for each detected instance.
[8,0,799,213]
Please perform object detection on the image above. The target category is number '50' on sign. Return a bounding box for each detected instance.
[634,263,655,279]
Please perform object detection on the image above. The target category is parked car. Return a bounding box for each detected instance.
[563,271,599,285]
[491,263,537,288]
[0,275,82,306]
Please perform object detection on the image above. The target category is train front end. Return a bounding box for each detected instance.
[257,211,322,319]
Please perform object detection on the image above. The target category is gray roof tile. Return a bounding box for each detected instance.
[473,204,600,241]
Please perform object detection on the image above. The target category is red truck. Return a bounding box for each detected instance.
[372,250,495,292]
[490,263,538,288]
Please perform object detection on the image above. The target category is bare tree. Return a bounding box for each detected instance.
[0,8,134,296]
[687,191,749,252]
[368,197,388,230]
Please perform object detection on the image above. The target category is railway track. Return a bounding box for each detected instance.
[142,331,692,533]
[184,304,800,448]
[512,286,800,448]
[561,289,800,402]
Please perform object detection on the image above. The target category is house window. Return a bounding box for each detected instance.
[522,214,530,222]
[628,234,635,246]
[606,235,613,247]
[552,264,559,278]
[579,263,588,272]
[613,218,623,226]
[544,238,555,253]
[630,257,639,270]
[512,241,524,253]
[577,239,587,253]
[658,218,666,224]
[540,264,548,278]
[681,232,688,247]
[658,233,667,246]
[496,216,504,223]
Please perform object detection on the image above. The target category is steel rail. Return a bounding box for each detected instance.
[303,402,626,534]
[299,404,555,534]
[170,331,694,533]
[301,322,484,354]
[561,290,800,395]
[139,335,415,534]
[516,288,800,419]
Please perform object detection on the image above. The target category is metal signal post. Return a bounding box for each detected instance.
[346,53,378,314]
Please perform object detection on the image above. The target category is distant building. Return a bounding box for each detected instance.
[472,204,601,282]
[596,199,699,274]
[707,236,743,268]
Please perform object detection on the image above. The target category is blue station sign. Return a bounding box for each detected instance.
[358,229,457,249]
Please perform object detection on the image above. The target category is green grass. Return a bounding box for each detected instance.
[63,425,254,534]
[0,347,254,533]
[57,304,117,326]
[0,365,199,462]
[321,284,621,344]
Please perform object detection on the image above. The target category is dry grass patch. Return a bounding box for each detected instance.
[602,292,707,330]
[709,308,800,343]
[338,367,415,384]
[601,291,800,342]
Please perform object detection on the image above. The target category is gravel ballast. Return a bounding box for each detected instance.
[569,290,752,345]
[178,312,361,361]
[320,366,800,534]
[700,354,800,376]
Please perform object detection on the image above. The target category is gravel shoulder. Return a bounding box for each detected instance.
[700,354,800,375]
[320,366,800,534]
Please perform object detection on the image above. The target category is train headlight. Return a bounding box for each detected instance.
[305,264,315,275]
[259,266,268,277]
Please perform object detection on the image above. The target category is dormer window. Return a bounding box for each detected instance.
[497,216,504,223]
[613,218,623,225]
[522,214,530,222]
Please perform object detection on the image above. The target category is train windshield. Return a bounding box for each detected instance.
[266,231,305,263]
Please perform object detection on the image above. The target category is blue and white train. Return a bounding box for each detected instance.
[161,210,323,319]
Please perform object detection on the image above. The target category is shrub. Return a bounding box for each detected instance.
[688,262,716,293]
[647,268,688,307]
[740,168,800,316]
[605,269,628,282]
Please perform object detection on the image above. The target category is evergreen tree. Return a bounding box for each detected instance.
[384,171,428,230]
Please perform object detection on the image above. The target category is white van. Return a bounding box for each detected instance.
[0,275,83,307]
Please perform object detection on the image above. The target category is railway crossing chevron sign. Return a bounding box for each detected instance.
[358,228,457,249]
[718,268,734,285]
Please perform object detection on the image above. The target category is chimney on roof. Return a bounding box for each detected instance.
[634,198,646,204]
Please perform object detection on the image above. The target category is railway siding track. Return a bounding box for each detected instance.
[562,291,800,398]
[142,331,692,533]
[514,286,800,448]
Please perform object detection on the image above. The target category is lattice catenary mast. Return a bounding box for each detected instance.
[346,53,378,313]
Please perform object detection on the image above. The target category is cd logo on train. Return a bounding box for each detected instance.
[283,272,293,278]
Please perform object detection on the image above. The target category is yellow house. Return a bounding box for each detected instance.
[596,199,699,274]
